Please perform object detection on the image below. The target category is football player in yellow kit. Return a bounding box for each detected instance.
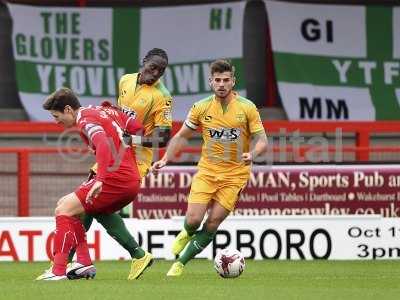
[117,49,172,177]
[88,48,173,279]
[152,59,268,276]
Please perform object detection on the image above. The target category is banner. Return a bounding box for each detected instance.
[1,216,400,261]
[265,1,400,120]
[140,3,246,120]
[136,165,400,218]
[8,5,138,120]
[8,3,245,121]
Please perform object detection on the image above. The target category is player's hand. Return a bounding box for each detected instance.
[242,152,253,164]
[122,132,132,147]
[150,158,168,175]
[86,180,103,205]
[87,169,96,181]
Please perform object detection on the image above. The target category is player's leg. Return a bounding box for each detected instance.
[95,213,145,258]
[53,193,92,276]
[37,192,91,280]
[188,179,246,263]
[172,203,208,256]
[167,202,227,277]
[83,166,145,258]
[87,179,152,280]
[167,174,215,276]
[179,201,229,263]
[67,213,93,263]
[187,179,246,263]
[36,198,95,279]
[67,170,96,263]
[167,179,244,277]
[66,216,96,280]
[171,173,216,256]
[166,202,208,277]
[93,212,152,280]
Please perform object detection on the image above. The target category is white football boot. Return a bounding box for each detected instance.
[66,262,96,280]
[36,271,67,281]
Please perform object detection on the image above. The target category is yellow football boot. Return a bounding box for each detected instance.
[127,251,154,280]
[166,262,184,277]
[172,229,193,256]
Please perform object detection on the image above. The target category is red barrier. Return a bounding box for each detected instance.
[17,151,29,217]
[0,121,400,216]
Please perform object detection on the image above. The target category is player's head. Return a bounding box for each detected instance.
[139,48,168,85]
[209,59,236,99]
[43,87,81,128]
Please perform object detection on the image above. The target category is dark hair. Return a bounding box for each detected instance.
[210,59,235,76]
[143,48,168,64]
[43,87,81,112]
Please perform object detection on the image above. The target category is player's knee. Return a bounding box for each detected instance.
[185,212,202,228]
[55,202,73,217]
[205,217,223,232]
[56,197,64,207]
[54,205,63,216]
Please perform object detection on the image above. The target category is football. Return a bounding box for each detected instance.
[214,248,245,278]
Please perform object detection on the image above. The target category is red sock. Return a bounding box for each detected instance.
[52,215,78,276]
[72,218,92,266]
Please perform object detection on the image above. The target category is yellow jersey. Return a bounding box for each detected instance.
[118,73,173,177]
[185,92,265,178]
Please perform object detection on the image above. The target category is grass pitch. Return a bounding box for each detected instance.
[1,259,399,300]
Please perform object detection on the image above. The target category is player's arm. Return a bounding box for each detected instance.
[152,100,199,172]
[242,131,268,163]
[81,123,113,201]
[151,124,195,173]
[89,76,129,176]
[123,92,173,148]
[242,104,268,163]
[120,112,168,148]
[122,127,171,148]
[83,125,111,182]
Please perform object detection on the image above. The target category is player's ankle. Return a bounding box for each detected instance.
[132,247,146,259]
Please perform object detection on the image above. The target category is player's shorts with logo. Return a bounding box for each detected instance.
[75,177,140,214]
[187,171,248,211]
[137,159,150,178]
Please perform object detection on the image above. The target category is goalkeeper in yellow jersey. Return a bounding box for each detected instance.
[152,59,268,276]
[36,48,173,281]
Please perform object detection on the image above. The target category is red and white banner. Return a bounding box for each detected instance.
[1,216,400,261]
[136,165,400,218]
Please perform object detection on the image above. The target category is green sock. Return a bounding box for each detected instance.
[178,227,216,265]
[184,218,199,236]
[68,214,94,263]
[95,213,145,259]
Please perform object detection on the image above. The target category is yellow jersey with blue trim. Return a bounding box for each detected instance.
[185,92,264,178]
[118,73,173,176]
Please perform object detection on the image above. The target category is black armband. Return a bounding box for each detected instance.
[141,128,171,148]
[123,128,171,148]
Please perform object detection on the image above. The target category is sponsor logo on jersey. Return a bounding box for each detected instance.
[120,105,137,119]
[163,109,172,121]
[208,127,241,142]
[204,115,212,122]
[236,113,245,122]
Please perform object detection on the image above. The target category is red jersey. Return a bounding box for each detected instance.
[76,102,142,184]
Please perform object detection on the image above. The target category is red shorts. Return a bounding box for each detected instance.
[74,178,140,214]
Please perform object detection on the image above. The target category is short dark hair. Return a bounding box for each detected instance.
[143,48,168,64]
[43,87,81,112]
[210,59,235,76]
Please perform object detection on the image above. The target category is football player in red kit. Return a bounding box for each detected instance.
[39,87,144,280]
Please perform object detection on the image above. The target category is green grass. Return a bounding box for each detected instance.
[1,260,399,300]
